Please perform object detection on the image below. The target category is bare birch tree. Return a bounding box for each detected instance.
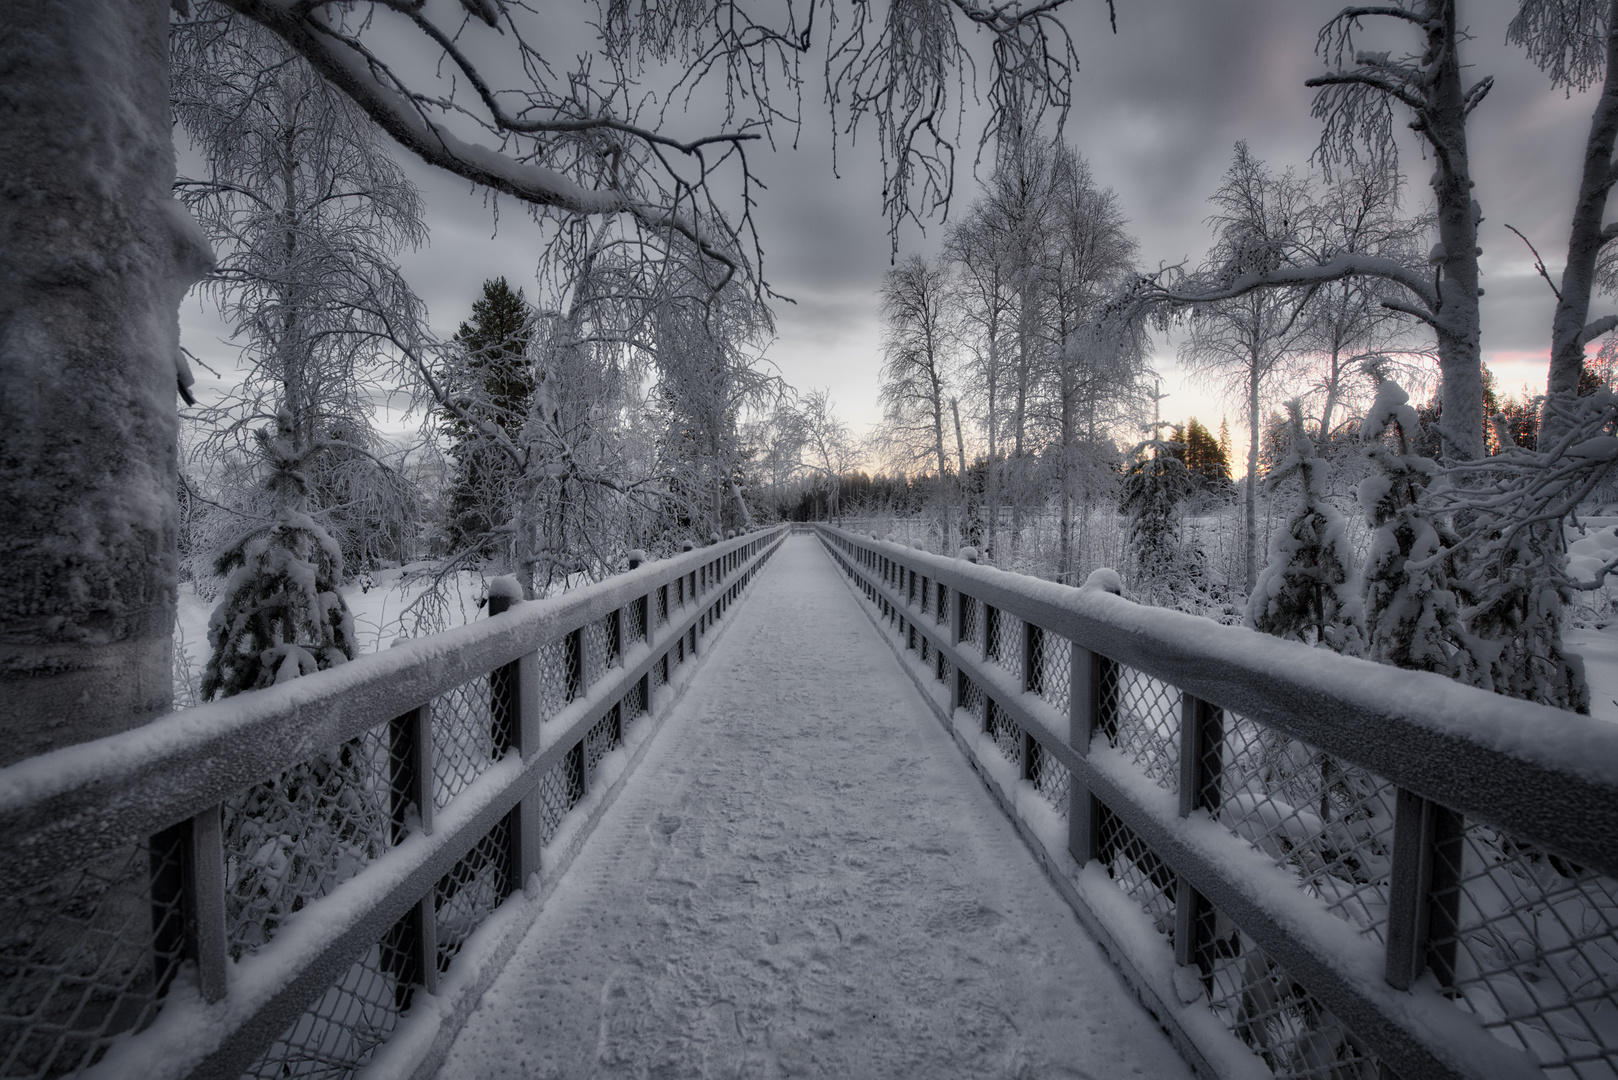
[880,254,959,548]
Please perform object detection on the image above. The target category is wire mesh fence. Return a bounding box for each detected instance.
[434,821,511,973]
[240,928,409,1080]
[432,674,505,809]
[1205,714,1395,943]
[1428,821,1618,1078]
[0,836,184,1079]
[1096,803,1177,932]
[223,729,393,957]
[1203,922,1379,1080]
[1100,663,1181,795]
[986,608,1021,685]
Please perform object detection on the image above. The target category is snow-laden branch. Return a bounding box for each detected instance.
[1138,253,1439,318]
[219,0,747,285]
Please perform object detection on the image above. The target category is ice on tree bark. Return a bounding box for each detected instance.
[0,0,213,765]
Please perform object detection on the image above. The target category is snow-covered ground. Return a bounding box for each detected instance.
[431,538,1194,1079]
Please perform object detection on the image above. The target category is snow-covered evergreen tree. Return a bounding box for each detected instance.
[1246,401,1363,651]
[202,409,358,699]
[1357,380,1477,680]
[1120,434,1199,605]
[1444,393,1609,714]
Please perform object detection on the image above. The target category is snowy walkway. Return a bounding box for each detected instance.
[434,537,1194,1079]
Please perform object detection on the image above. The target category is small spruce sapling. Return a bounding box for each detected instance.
[203,409,359,697]
[201,410,375,950]
[1247,401,1364,652]
[1357,380,1477,681]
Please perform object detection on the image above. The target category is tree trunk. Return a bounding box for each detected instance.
[1546,0,1618,439]
[1245,360,1261,594]
[0,0,212,765]
[951,397,968,545]
[1426,0,1486,462]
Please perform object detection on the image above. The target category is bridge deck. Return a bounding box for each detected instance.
[435,536,1193,1078]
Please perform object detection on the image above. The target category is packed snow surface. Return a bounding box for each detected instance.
[434,538,1193,1079]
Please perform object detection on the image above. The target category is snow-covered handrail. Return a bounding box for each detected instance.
[818,523,1617,1080]
[0,525,786,1080]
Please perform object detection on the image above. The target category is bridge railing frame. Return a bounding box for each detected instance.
[0,525,787,1080]
[817,524,1618,1080]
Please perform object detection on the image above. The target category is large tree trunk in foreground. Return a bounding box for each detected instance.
[0,0,212,765]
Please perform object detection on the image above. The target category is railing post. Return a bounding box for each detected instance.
[1384,791,1466,992]
[1174,693,1223,980]
[1068,646,1105,867]
[1018,621,1040,781]
[489,588,543,899]
[382,702,437,997]
[150,806,230,1005]
[948,583,965,714]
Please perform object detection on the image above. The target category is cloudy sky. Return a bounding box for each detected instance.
[180,0,1611,462]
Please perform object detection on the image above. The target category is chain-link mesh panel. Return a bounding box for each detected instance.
[986,608,1022,685]
[239,929,409,1080]
[921,578,933,620]
[1426,821,1618,1076]
[986,698,1021,765]
[1096,803,1177,931]
[654,653,669,687]
[1100,663,1181,794]
[1031,629,1072,716]
[960,595,981,647]
[1029,741,1072,816]
[434,820,511,973]
[920,635,931,664]
[935,647,948,684]
[533,637,569,722]
[936,583,950,625]
[1204,925,1378,1080]
[536,747,585,848]
[907,624,917,652]
[621,678,646,726]
[223,733,392,957]
[959,675,985,725]
[585,709,622,780]
[432,674,505,810]
[626,597,647,646]
[582,618,611,687]
[1205,715,1394,942]
[0,836,183,1078]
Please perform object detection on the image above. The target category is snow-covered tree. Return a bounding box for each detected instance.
[4,0,1092,755]
[1120,433,1196,605]
[1180,144,1316,595]
[202,410,358,699]
[880,254,961,549]
[440,278,534,558]
[1357,380,1476,680]
[1247,401,1364,652]
[171,5,428,580]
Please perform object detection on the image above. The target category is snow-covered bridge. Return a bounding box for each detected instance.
[4,529,1618,1080]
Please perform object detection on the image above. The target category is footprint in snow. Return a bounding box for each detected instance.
[655,813,682,835]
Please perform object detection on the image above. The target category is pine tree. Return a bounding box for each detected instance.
[441,278,534,556]
[1357,380,1477,680]
[1184,417,1231,489]
[1247,401,1364,651]
[1120,434,1197,603]
[202,409,359,699]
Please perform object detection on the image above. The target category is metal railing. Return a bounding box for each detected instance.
[817,524,1618,1080]
[0,526,787,1080]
